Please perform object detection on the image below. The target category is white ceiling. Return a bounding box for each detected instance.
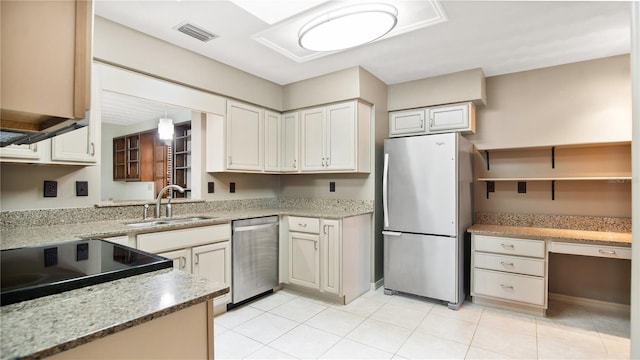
[94,0,631,86]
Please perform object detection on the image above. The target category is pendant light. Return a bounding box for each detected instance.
[158,108,174,141]
[298,3,398,52]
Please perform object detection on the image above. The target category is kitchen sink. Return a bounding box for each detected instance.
[125,216,215,227]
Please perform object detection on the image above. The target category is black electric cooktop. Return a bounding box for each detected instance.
[1,239,172,306]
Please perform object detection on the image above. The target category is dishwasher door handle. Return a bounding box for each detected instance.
[234,223,278,232]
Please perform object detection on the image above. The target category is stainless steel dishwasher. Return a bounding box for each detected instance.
[230,216,279,308]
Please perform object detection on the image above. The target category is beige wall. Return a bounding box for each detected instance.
[470,55,632,218]
[282,67,361,111]
[387,68,486,111]
[467,55,631,149]
[93,17,283,111]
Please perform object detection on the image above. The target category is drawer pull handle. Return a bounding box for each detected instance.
[500,261,514,268]
[598,250,616,255]
[500,284,514,291]
[501,244,515,250]
[298,223,307,227]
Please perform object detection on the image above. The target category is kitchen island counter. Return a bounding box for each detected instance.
[0,268,228,360]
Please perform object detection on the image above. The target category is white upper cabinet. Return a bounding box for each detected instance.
[50,123,97,163]
[300,107,326,172]
[429,102,475,134]
[206,99,370,174]
[227,101,263,171]
[300,100,370,173]
[0,143,42,161]
[389,101,476,137]
[281,112,299,172]
[264,110,281,172]
[389,109,427,137]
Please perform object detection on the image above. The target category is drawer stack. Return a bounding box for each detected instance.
[471,234,547,313]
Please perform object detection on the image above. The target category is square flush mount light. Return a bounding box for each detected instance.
[298,3,398,52]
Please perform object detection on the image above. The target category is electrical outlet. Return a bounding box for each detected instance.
[517,181,527,194]
[329,181,336,192]
[44,247,58,267]
[76,243,89,261]
[76,181,89,196]
[208,182,215,193]
[229,182,236,193]
[44,181,57,198]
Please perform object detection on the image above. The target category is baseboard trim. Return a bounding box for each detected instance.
[549,293,631,313]
[371,278,384,291]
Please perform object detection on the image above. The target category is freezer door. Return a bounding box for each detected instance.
[383,231,457,303]
[383,134,457,236]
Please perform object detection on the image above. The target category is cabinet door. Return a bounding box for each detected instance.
[1,0,91,120]
[300,107,325,171]
[0,143,42,162]
[320,219,341,295]
[51,125,96,163]
[325,102,356,171]
[428,103,472,133]
[281,112,299,172]
[193,241,232,304]
[389,109,426,137]
[288,232,320,289]
[264,111,281,172]
[226,101,263,171]
[158,248,192,273]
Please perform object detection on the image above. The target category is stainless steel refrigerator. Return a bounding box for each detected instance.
[382,132,473,310]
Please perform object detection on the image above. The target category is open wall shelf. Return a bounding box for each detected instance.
[475,142,631,200]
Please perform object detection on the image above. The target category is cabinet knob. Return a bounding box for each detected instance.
[293,159,297,168]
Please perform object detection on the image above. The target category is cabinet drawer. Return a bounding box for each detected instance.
[473,269,545,306]
[474,253,545,277]
[550,242,631,260]
[137,224,231,253]
[474,235,545,258]
[287,216,320,234]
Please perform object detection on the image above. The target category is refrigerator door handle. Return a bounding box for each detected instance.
[383,153,390,227]
[382,231,402,236]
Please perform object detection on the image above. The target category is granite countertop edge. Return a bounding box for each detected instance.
[1,269,229,360]
[468,224,632,247]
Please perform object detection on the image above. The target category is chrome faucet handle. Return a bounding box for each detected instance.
[166,198,173,218]
[143,204,150,220]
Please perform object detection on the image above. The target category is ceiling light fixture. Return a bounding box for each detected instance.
[158,111,174,141]
[298,3,398,52]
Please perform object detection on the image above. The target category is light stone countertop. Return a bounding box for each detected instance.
[0,204,371,358]
[0,207,373,250]
[0,269,228,360]
[468,223,631,246]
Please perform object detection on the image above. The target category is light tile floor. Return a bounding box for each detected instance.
[214,288,631,359]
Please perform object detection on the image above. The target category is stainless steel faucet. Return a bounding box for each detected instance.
[155,185,185,218]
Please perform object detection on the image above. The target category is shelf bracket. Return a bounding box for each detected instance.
[551,180,555,200]
[485,150,490,171]
[551,146,555,169]
[486,181,495,199]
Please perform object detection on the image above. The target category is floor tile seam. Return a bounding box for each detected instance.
[302,310,369,338]
[260,323,311,359]
[412,317,481,347]
[342,332,403,357]
[216,308,266,330]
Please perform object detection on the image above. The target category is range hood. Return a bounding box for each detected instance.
[0,109,89,147]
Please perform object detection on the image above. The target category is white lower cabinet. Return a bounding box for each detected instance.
[471,234,547,315]
[136,224,232,313]
[192,242,232,306]
[285,214,370,304]
[158,248,192,272]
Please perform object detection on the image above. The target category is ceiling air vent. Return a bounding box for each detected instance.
[173,22,218,42]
